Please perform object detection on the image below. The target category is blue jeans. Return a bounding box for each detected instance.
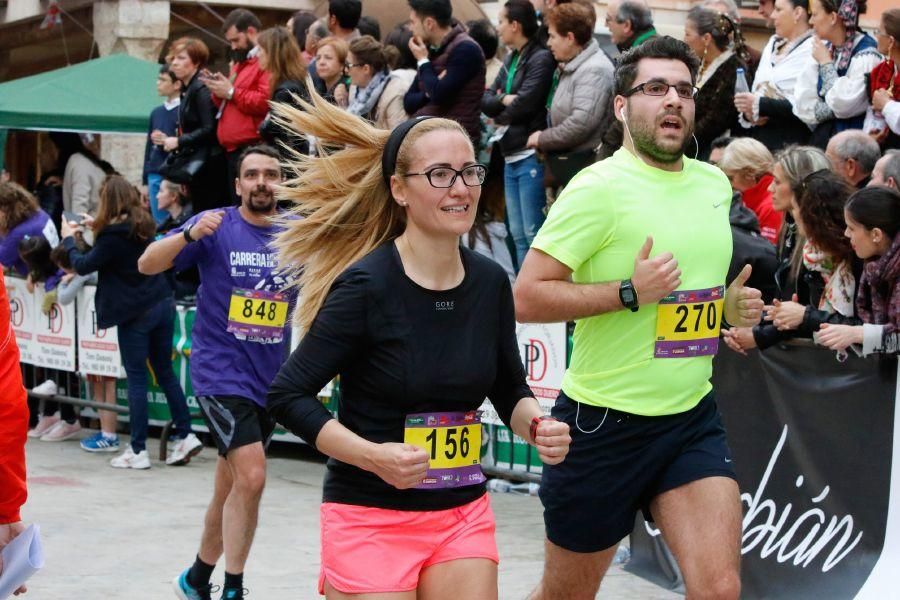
[147,173,166,225]
[504,154,546,267]
[117,297,192,453]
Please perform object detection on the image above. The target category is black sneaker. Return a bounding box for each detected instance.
[221,588,248,600]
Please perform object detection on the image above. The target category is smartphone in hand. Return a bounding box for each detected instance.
[63,211,83,225]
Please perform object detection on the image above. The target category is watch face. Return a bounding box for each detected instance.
[622,289,635,304]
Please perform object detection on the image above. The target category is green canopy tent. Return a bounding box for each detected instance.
[0,54,162,135]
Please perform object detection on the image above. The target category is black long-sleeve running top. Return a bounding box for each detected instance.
[268,242,533,511]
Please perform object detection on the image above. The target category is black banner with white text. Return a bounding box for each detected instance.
[628,344,899,599]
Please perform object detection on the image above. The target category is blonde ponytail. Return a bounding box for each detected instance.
[271,81,467,333]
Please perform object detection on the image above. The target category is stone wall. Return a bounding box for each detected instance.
[94,0,170,186]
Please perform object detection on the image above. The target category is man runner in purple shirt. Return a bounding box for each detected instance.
[139,145,292,600]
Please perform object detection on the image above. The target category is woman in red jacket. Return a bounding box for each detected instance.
[0,268,29,595]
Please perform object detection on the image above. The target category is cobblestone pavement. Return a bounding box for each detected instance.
[20,435,680,599]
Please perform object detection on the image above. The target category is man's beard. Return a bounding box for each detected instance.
[627,113,694,165]
[229,45,252,63]
[245,188,275,213]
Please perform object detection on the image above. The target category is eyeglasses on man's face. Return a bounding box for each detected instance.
[624,81,698,100]
[404,164,487,188]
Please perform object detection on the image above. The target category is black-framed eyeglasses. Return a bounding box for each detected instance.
[624,81,698,100]
[404,164,487,188]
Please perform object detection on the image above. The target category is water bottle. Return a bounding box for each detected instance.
[734,67,750,94]
[613,544,631,565]
[509,481,541,496]
[486,479,512,493]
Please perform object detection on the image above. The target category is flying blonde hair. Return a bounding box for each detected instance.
[271,82,469,332]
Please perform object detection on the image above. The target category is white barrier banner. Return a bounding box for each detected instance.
[31,286,76,371]
[6,277,36,364]
[76,285,124,378]
[517,321,567,400]
[480,321,567,425]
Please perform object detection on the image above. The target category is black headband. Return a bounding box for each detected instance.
[381,116,438,189]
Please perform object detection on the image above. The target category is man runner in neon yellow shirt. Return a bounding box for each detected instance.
[515,37,764,600]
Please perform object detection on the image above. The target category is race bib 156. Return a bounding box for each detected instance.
[404,411,485,489]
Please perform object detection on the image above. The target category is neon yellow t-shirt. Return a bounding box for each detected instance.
[532,148,733,416]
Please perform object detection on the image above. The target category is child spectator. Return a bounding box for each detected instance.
[144,65,182,225]
[154,180,198,300]
[49,244,120,451]
[17,236,81,442]
[0,181,60,276]
[156,180,194,236]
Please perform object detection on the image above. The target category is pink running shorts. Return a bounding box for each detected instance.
[318,493,499,594]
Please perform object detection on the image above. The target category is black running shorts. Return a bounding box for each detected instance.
[197,395,276,457]
[539,390,736,553]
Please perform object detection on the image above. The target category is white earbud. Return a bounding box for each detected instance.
[620,106,627,120]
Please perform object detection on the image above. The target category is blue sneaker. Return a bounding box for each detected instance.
[80,431,119,453]
[173,567,218,600]
[221,588,247,600]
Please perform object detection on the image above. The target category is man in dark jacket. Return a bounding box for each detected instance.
[403,0,486,144]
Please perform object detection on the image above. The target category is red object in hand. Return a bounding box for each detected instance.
[530,415,558,445]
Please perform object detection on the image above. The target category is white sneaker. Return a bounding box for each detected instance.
[32,379,60,396]
[28,413,60,438]
[166,433,203,466]
[110,446,151,470]
[40,420,82,442]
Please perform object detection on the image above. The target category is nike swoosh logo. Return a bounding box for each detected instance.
[713,202,724,208]
[724,458,733,463]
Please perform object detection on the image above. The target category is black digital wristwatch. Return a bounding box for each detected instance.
[619,279,639,312]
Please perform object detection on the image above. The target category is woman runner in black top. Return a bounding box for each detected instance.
[267,93,571,598]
